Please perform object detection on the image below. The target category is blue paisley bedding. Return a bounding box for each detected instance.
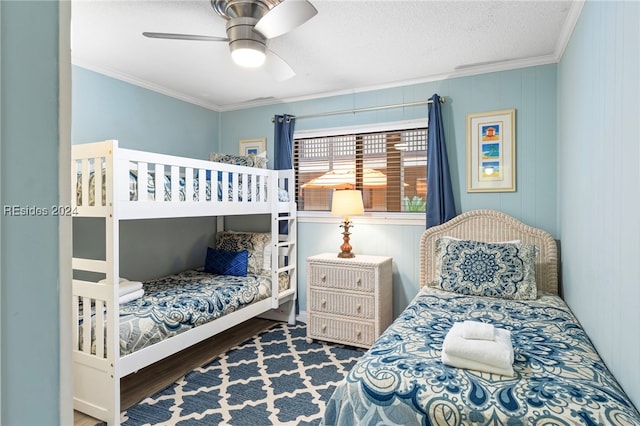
[81,269,274,356]
[76,170,289,205]
[323,287,640,425]
[117,269,273,356]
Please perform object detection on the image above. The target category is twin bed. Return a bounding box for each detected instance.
[71,140,297,425]
[323,210,640,425]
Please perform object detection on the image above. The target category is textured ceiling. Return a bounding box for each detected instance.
[71,0,583,111]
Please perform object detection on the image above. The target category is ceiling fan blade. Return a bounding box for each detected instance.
[142,32,229,42]
[265,49,296,82]
[254,0,317,39]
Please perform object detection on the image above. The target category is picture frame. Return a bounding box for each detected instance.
[466,109,516,192]
[239,138,266,156]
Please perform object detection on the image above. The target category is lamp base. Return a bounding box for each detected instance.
[338,251,355,259]
[337,220,356,258]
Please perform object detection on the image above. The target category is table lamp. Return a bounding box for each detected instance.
[331,189,364,258]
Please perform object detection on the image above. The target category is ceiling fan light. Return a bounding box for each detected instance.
[231,47,266,68]
[230,39,266,68]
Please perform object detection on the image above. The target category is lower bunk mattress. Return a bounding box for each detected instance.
[81,269,289,357]
[323,287,640,425]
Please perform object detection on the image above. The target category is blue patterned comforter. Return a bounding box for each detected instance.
[323,287,640,425]
[77,170,289,205]
[117,269,272,356]
[80,270,272,356]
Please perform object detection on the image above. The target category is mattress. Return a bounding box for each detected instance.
[323,287,640,425]
[80,269,289,357]
[76,170,289,205]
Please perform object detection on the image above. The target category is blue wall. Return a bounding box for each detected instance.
[219,65,559,317]
[558,0,639,409]
[0,1,61,424]
[73,66,221,158]
[220,67,558,234]
[72,66,225,281]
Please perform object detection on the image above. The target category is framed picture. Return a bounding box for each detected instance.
[466,109,516,192]
[239,138,266,156]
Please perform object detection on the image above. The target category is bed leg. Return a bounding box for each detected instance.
[260,299,297,325]
[73,358,120,426]
[286,300,296,325]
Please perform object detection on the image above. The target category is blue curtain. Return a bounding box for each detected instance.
[274,114,295,170]
[426,94,456,228]
[273,114,296,233]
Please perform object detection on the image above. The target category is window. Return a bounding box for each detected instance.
[294,125,427,213]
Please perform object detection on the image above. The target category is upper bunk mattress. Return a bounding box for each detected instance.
[323,286,640,425]
[76,170,290,205]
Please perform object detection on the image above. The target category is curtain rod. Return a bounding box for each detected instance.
[272,96,445,122]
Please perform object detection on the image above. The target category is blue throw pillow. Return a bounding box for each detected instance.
[204,248,249,277]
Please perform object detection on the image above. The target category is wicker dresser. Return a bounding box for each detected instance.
[306,253,393,349]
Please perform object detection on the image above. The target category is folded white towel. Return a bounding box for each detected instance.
[462,320,495,341]
[442,351,514,377]
[442,322,514,372]
[119,288,144,304]
[119,280,143,296]
[99,277,128,285]
[98,278,144,297]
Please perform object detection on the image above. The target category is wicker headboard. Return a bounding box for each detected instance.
[419,210,559,294]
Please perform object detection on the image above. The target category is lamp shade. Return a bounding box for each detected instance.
[331,190,364,217]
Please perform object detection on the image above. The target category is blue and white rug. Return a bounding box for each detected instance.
[116,322,365,426]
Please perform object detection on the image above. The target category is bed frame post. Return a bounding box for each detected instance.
[71,140,122,425]
[104,171,122,424]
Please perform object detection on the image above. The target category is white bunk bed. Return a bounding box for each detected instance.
[71,140,297,425]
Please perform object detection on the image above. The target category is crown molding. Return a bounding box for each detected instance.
[219,55,560,112]
[75,4,583,117]
[72,56,223,112]
[553,0,585,61]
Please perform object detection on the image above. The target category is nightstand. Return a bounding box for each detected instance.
[306,253,393,349]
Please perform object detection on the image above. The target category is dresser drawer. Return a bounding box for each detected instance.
[309,288,374,319]
[308,315,374,347]
[308,264,375,292]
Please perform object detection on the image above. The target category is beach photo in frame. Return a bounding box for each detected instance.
[239,138,266,156]
[466,109,516,192]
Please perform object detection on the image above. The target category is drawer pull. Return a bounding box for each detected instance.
[322,324,327,333]
[321,299,327,307]
[356,304,362,312]
[356,330,362,338]
[356,278,362,286]
[321,274,327,282]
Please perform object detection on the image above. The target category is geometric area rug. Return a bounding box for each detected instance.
[108,322,365,426]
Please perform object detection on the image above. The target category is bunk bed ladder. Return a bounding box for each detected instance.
[271,208,297,325]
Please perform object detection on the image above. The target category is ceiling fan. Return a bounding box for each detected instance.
[143,0,317,81]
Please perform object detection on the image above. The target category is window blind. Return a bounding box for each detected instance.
[294,127,427,213]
